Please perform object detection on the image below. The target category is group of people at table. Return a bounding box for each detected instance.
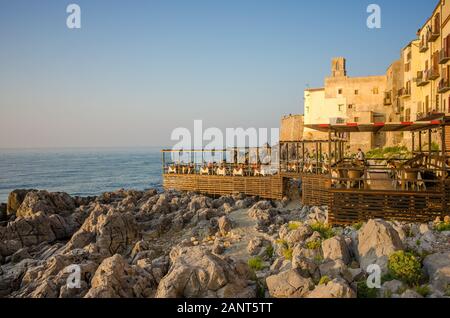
[166,162,276,177]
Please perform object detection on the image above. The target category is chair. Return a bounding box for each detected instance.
[200,167,210,175]
[216,166,227,176]
[168,166,177,174]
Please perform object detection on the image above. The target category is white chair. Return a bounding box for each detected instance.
[216,167,227,176]
[168,166,177,174]
[233,168,244,176]
[200,167,210,175]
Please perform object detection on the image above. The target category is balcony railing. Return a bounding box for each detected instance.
[429,67,440,80]
[439,49,450,64]
[438,78,450,93]
[428,29,440,42]
[420,41,429,53]
[416,70,430,86]
[398,87,411,98]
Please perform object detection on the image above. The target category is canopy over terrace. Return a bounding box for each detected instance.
[305,118,450,156]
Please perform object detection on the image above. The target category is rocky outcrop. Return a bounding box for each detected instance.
[322,235,351,265]
[155,245,255,298]
[423,252,450,292]
[16,191,76,218]
[85,254,155,298]
[7,189,36,216]
[266,269,314,298]
[357,219,404,273]
[307,278,356,298]
[64,204,139,257]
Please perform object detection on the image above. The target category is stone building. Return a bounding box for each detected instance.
[280,115,304,142]
[304,57,401,152]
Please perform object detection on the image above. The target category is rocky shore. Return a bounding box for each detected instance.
[0,188,450,298]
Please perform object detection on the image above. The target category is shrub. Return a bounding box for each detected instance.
[265,245,274,258]
[366,146,410,159]
[305,239,322,250]
[318,276,330,285]
[388,251,423,286]
[288,221,302,231]
[356,280,378,298]
[352,222,364,231]
[311,222,334,239]
[248,257,265,271]
[282,247,293,261]
[415,285,430,297]
[435,221,450,232]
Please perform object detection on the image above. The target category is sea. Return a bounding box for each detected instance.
[0,148,163,203]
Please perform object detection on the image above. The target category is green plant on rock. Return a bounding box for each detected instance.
[415,285,430,297]
[352,222,364,231]
[310,222,334,239]
[388,251,423,286]
[445,284,450,297]
[288,221,302,231]
[265,244,274,258]
[282,247,293,261]
[356,280,378,298]
[248,256,265,271]
[319,276,331,285]
[435,221,450,232]
[305,239,322,250]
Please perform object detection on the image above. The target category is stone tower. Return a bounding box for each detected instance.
[331,57,347,77]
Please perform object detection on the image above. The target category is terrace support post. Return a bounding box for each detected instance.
[412,132,415,154]
[419,131,422,153]
[315,142,319,175]
[442,125,446,180]
[429,129,433,164]
[302,141,305,171]
[328,130,332,171]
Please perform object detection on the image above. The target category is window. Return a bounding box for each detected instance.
[338,89,343,95]
[348,104,353,109]
[354,117,359,123]
[425,95,430,112]
[354,90,359,95]
[373,87,379,94]
[338,104,345,112]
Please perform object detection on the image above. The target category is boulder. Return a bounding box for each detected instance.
[85,254,155,298]
[284,224,313,246]
[155,246,255,298]
[218,216,232,236]
[266,269,314,298]
[322,235,351,265]
[7,189,35,216]
[16,191,76,218]
[188,195,212,212]
[357,219,404,274]
[423,252,450,292]
[307,278,356,298]
[319,259,347,279]
[64,205,139,257]
[380,280,404,298]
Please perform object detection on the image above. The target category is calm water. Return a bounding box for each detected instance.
[0,148,163,203]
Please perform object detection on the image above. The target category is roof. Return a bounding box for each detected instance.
[304,120,446,133]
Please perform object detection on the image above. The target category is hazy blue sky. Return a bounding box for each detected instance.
[0,0,438,148]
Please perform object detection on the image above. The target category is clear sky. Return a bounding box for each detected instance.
[0,0,439,148]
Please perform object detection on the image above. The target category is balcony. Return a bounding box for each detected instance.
[439,49,450,64]
[416,70,430,86]
[420,42,429,53]
[429,68,440,80]
[438,78,450,93]
[398,87,411,98]
[428,29,440,42]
